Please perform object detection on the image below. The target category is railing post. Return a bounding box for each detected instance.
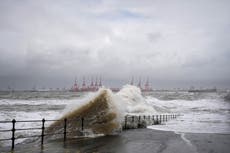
[152,115,154,124]
[11,119,16,150]
[64,118,67,142]
[143,115,145,120]
[138,115,141,124]
[132,116,134,122]
[124,116,127,129]
[160,115,162,123]
[41,118,45,146]
[81,117,84,131]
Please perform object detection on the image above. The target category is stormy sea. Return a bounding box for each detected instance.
[0,85,230,153]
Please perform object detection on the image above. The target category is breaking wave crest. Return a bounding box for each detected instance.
[47,85,161,137]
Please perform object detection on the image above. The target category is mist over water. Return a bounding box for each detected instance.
[0,86,230,147]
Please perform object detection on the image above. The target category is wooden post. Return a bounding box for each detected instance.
[41,118,45,146]
[63,118,67,142]
[11,119,16,150]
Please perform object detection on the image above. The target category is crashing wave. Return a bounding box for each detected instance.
[46,85,162,138]
[46,88,122,137]
[116,85,157,114]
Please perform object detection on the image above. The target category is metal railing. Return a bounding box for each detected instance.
[0,118,83,151]
[123,114,180,129]
[0,114,179,151]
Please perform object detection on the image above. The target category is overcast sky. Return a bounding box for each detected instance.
[0,0,230,90]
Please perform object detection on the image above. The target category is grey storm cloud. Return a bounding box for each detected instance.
[0,0,230,89]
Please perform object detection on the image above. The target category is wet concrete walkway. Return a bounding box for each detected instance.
[1,129,230,153]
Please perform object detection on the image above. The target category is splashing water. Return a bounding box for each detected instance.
[47,85,161,137]
[1,85,229,147]
[47,88,122,137]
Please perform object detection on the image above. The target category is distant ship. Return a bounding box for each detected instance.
[188,87,217,93]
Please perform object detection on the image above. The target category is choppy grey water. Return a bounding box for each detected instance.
[0,90,230,147]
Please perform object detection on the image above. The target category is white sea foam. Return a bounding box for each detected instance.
[48,85,158,136]
[59,85,159,121]
[1,86,230,147]
[116,85,158,114]
[147,97,230,134]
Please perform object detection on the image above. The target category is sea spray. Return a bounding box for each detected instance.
[46,85,162,138]
[1,89,229,147]
[46,88,123,138]
[116,85,157,114]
